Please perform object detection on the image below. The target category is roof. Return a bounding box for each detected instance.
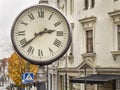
[70,74,120,84]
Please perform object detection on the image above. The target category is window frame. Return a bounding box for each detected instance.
[91,0,95,8]
[117,25,120,50]
[70,0,74,14]
[84,0,89,10]
[84,0,95,10]
[86,30,93,53]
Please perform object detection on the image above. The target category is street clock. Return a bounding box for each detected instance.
[11,4,71,65]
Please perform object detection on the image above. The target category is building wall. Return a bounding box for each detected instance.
[57,0,120,68]
[47,0,120,90]
[52,0,120,90]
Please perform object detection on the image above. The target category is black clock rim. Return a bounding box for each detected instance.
[11,4,72,65]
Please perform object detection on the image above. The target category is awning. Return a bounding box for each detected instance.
[70,74,120,84]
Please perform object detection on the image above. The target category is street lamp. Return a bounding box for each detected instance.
[36,66,46,90]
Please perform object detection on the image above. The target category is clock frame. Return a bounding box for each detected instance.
[11,4,71,65]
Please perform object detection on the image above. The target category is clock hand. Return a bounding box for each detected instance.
[46,29,56,34]
[34,29,55,36]
[21,35,37,48]
[22,28,55,47]
[22,28,47,48]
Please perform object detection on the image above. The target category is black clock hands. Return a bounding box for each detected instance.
[34,29,55,36]
[46,29,56,34]
[22,28,55,48]
[22,28,46,48]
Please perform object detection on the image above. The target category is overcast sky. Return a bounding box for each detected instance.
[0,0,39,59]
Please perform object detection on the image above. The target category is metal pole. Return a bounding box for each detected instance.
[27,62,30,90]
[37,65,46,90]
[65,72,67,90]
[65,54,67,90]
[84,66,87,90]
[47,65,49,90]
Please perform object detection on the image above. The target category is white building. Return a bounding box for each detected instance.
[45,0,120,90]
[38,0,120,90]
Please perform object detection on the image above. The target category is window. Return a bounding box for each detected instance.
[50,74,52,90]
[59,75,64,90]
[70,0,74,14]
[84,0,89,9]
[109,10,120,60]
[86,30,93,53]
[117,25,120,50]
[70,23,74,55]
[79,16,96,55]
[58,0,67,15]
[91,0,95,8]
[84,0,95,10]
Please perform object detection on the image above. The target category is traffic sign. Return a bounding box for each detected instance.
[22,72,34,84]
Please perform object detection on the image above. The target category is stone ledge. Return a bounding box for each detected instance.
[111,51,120,60]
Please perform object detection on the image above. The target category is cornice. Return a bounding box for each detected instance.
[108,9,120,17]
[79,16,96,24]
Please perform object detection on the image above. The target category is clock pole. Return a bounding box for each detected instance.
[36,66,46,90]
[11,0,71,89]
[36,1,48,90]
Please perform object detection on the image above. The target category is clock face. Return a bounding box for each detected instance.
[11,5,71,65]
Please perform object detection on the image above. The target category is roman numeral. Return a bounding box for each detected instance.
[20,38,27,46]
[53,39,61,47]
[56,31,63,36]
[54,21,63,27]
[38,11,44,18]
[18,31,25,36]
[21,21,28,26]
[27,46,34,54]
[28,13,35,20]
[49,47,54,53]
[48,12,54,20]
[54,21,61,27]
[38,49,43,56]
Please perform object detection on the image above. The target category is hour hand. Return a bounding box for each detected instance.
[46,29,56,34]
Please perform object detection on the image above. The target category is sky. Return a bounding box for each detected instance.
[0,0,39,59]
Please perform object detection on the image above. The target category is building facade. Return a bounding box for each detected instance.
[45,0,120,90]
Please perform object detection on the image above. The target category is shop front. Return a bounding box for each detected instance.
[70,74,120,90]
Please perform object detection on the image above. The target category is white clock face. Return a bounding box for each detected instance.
[11,5,71,65]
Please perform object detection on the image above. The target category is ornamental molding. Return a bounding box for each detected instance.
[79,16,96,24]
[96,68,120,74]
[70,22,75,29]
[108,10,120,24]
[79,16,96,30]
[68,54,74,64]
[39,0,48,4]
[76,58,97,70]
[111,51,120,60]
[81,53,96,62]
[108,10,120,17]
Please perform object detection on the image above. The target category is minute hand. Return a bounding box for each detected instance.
[22,29,55,47]
[22,36,36,48]
[22,29,47,48]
